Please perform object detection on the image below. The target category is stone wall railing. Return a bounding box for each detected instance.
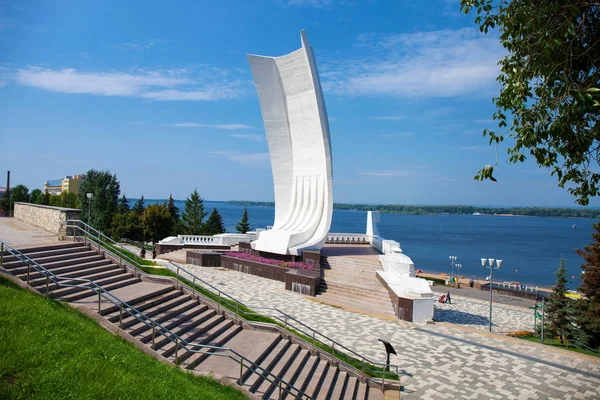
[179,235,218,244]
[326,233,369,244]
[14,202,81,239]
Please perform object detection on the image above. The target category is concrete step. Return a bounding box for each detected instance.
[3,242,84,261]
[54,276,141,302]
[131,300,206,338]
[303,360,329,398]
[319,282,389,297]
[245,339,291,391]
[11,254,107,275]
[142,306,218,350]
[314,295,396,317]
[367,385,384,400]
[17,259,113,281]
[175,322,242,367]
[253,344,302,398]
[328,371,348,400]
[161,317,234,359]
[355,382,368,400]
[2,248,95,269]
[282,355,319,399]
[344,376,359,400]
[28,264,121,287]
[317,288,392,305]
[104,287,181,320]
[313,362,337,399]
[40,268,130,294]
[267,348,311,399]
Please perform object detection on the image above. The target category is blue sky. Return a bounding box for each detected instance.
[0,0,594,207]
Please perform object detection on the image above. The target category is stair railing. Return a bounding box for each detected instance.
[166,260,402,389]
[66,220,401,391]
[55,222,316,399]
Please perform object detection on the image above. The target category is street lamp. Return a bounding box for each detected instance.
[455,263,462,286]
[86,193,93,227]
[449,255,457,282]
[481,257,503,332]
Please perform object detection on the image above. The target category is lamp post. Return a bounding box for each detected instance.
[481,258,503,332]
[86,193,93,227]
[449,255,457,282]
[455,263,462,286]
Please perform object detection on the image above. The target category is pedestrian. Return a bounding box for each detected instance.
[446,291,452,304]
[152,245,157,260]
[469,278,474,288]
[140,247,146,259]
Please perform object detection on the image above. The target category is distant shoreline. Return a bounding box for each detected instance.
[222,201,600,219]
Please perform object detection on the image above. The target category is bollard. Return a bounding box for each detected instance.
[152,323,156,349]
[119,303,124,328]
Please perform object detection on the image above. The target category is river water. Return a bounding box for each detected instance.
[144,199,596,288]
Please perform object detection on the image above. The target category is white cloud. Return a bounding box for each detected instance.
[322,28,504,98]
[382,132,413,138]
[116,39,166,52]
[286,0,333,8]
[371,116,403,121]
[460,128,483,136]
[458,146,490,151]
[173,123,253,130]
[211,151,270,167]
[230,133,265,141]
[13,67,246,101]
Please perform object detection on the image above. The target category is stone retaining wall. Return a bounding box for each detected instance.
[14,202,81,239]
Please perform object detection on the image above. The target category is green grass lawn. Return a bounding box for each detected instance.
[0,277,247,400]
[520,335,600,357]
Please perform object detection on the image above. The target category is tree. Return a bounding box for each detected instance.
[544,259,574,342]
[78,169,120,233]
[41,190,50,206]
[236,206,251,234]
[460,1,600,205]
[30,189,43,204]
[575,222,600,347]
[9,184,29,213]
[181,189,206,235]
[111,212,143,242]
[117,195,130,214]
[205,207,226,235]
[141,203,173,243]
[132,196,145,215]
[50,191,79,208]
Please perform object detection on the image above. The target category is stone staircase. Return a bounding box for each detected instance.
[1,241,386,400]
[317,255,396,319]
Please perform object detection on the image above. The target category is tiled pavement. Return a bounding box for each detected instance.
[165,263,600,399]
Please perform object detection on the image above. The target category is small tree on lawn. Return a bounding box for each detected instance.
[111,212,143,242]
[141,204,173,244]
[235,206,251,234]
[575,222,600,348]
[181,188,206,235]
[544,259,574,343]
[132,196,145,215]
[205,207,226,235]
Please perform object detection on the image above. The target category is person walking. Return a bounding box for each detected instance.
[445,291,452,304]
[152,244,157,260]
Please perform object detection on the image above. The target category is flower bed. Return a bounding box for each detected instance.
[225,252,312,270]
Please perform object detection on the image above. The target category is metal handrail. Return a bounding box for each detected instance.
[66,220,400,387]
[3,229,314,400]
[166,260,402,381]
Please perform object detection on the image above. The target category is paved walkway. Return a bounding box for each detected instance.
[0,217,60,248]
[166,262,600,399]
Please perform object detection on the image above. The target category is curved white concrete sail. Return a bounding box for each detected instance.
[248,30,333,256]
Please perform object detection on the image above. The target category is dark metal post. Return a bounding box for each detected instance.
[119,303,124,328]
[27,261,30,285]
[45,274,49,295]
[541,297,545,344]
[489,266,494,332]
[98,288,102,312]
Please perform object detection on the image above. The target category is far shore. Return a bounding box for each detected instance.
[418,271,553,292]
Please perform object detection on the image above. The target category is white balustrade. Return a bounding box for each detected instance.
[326,233,369,244]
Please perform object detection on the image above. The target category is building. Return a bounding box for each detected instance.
[0,186,6,199]
[44,174,85,195]
[248,30,333,256]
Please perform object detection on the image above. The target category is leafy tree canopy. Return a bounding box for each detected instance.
[30,189,43,204]
[141,203,173,243]
[50,191,79,208]
[132,196,145,215]
[235,206,251,234]
[112,211,143,242]
[41,190,50,206]
[78,169,120,233]
[117,195,130,214]
[205,208,226,235]
[181,189,206,235]
[461,0,600,205]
